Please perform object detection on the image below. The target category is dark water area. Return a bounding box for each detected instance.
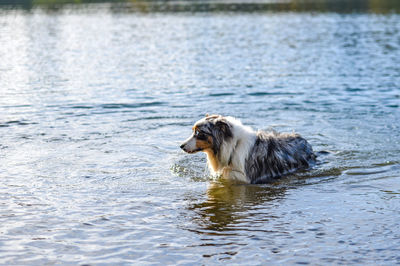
[1,1,400,264]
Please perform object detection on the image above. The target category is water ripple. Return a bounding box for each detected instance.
[0,6,400,265]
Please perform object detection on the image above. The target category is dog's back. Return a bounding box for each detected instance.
[245,130,316,184]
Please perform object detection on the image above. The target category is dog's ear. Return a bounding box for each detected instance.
[205,114,219,121]
[215,119,233,138]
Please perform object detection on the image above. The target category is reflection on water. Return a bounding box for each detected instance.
[188,181,286,231]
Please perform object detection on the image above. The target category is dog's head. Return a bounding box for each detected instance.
[180,114,233,155]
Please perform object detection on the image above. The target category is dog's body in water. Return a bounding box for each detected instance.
[180,115,316,184]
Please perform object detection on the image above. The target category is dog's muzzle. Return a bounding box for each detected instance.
[180,143,186,150]
[180,136,201,153]
[180,144,201,153]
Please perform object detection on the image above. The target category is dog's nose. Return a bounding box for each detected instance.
[180,144,185,150]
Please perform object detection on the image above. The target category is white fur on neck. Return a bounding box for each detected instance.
[209,116,256,183]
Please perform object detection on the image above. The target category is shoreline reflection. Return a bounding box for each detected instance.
[2,0,400,14]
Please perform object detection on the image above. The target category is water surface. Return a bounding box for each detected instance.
[0,2,400,264]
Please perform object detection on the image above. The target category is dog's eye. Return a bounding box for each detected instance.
[195,131,207,140]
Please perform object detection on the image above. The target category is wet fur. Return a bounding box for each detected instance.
[180,115,316,184]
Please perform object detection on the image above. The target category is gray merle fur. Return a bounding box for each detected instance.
[245,130,316,184]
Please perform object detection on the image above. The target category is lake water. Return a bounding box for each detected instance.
[1,1,400,264]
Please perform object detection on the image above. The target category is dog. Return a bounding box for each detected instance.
[180,114,316,184]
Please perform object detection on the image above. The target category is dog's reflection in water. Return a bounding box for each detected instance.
[187,180,287,231]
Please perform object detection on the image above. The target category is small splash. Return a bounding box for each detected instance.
[171,154,209,182]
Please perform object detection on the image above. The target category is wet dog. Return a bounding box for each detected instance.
[180,115,316,184]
